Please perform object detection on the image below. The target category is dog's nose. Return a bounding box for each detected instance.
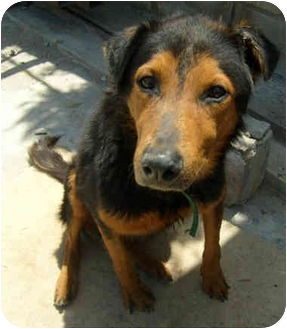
[141,149,183,184]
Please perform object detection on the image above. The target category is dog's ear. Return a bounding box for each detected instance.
[230,23,279,81]
[103,23,152,86]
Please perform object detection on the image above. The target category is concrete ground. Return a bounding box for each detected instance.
[1,6,285,328]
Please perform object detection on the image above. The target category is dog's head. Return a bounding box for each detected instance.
[104,15,279,192]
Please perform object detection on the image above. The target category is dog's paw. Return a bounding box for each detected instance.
[121,281,156,313]
[201,270,230,302]
[144,260,173,283]
[134,253,173,283]
[54,270,78,309]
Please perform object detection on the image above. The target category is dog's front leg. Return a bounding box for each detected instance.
[54,218,82,307]
[97,222,155,312]
[54,170,90,308]
[199,192,230,301]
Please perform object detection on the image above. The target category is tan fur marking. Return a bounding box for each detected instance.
[98,207,190,236]
[175,55,238,183]
[185,55,235,96]
[67,171,92,223]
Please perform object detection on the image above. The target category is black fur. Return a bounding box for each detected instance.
[59,172,73,223]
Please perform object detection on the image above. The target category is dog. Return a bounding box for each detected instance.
[28,14,278,312]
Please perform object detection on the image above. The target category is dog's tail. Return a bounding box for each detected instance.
[28,136,70,184]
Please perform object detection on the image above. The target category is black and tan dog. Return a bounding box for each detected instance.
[29,14,278,312]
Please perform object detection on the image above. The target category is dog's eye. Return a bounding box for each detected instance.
[138,76,156,90]
[205,86,227,100]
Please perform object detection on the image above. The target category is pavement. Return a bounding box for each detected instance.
[1,4,286,328]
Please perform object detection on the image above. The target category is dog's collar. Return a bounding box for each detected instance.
[182,192,199,237]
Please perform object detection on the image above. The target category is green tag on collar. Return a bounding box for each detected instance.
[182,192,199,237]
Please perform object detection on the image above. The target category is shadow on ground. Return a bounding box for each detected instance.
[2,13,104,152]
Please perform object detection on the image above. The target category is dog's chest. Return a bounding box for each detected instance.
[98,207,190,235]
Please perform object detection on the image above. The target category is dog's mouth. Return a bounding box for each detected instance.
[136,177,188,192]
